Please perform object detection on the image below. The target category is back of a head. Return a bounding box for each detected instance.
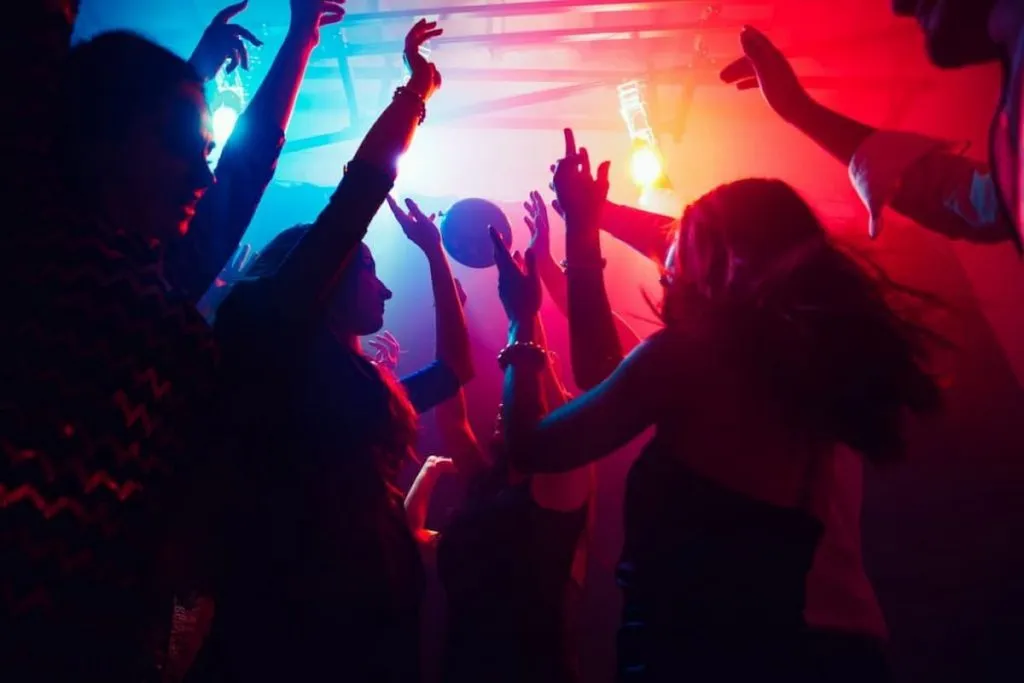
[60,31,201,163]
[663,178,941,463]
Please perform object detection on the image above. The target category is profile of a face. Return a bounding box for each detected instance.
[893,0,1000,68]
[107,82,215,243]
[331,244,394,338]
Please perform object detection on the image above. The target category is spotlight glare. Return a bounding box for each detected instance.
[630,145,663,187]
[212,105,239,147]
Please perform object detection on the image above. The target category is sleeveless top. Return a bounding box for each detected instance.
[616,434,824,682]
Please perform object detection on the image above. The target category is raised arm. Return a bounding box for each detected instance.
[388,196,475,413]
[168,0,344,301]
[269,20,443,326]
[552,130,624,389]
[490,229,663,474]
[721,26,1014,244]
[524,191,643,350]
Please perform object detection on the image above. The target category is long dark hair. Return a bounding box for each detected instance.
[247,226,419,488]
[659,178,941,462]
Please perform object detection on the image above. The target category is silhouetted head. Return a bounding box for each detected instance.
[661,178,941,462]
[60,31,214,243]
[891,0,1000,68]
[250,227,394,338]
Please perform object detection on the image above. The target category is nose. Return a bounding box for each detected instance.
[380,282,393,301]
[191,157,215,193]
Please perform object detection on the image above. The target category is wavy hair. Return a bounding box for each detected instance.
[657,178,942,462]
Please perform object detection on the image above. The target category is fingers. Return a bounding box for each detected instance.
[213,0,248,24]
[736,78,760,91]
[320,11,345,27]
[385,194,406,220]
[234,38,250,71]
[232,244,252,271]
[489,225,515,272]
[225,48,240,74]
[551,198,564,217]
[719,55,755,84]
[382,330,400,347]
[407,19,441,49]
[405,198,431,223]
[233,24,263,47]
[563,128,577,159]
[596,160,611,188]
[579,147,591,178]
[512,250,524,267]
[524,248,541,286]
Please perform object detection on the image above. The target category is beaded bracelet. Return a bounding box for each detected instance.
[559,257,607,271]
[497,341,548,371]
[393,86,427,124]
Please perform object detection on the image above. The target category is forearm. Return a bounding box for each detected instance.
[600,201,674,262]
[244,25,318,133]
[405,465,442,531]
[352,88,424,179]
[534,313,569,410]
[424,244,474,384]
[502,318,546,458]
[786,98,876,167]
[538,253,569,317]
[566,218,623,389]
[435,391,489,480]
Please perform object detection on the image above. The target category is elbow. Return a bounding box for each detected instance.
[449,357,476,388]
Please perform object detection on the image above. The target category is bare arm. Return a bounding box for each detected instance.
[171,2,331,300]
[722,26,1012,243]
[268,20,443,326]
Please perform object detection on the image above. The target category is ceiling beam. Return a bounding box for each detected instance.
[341,0,756,24]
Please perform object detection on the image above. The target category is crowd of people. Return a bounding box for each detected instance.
[2,0,1021,682]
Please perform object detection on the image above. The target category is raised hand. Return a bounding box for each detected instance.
[289,0,346,41]
[490,227,541,323]
[523,190,552,259]
[367,330,401,375]
[404,19,444,101]
[719,26,811,123]
[386,195,441,253]
[189,1,263,82]
[551,128,611,229]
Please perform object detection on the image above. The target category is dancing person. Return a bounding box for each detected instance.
[1,27,218,683]
[167,0,345,302]
[194,22,460,682]
[720,25,1012,248]
[496,133,941,682]
[434,298,592,683]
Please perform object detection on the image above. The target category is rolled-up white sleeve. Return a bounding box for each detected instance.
[849,130,1011,243]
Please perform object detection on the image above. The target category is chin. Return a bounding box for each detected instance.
[358,316,385,337]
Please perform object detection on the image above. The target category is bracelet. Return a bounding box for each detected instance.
[393,86,427,125]
[560,257,607,271]
[497,342,548,371]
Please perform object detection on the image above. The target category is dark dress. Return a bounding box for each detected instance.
[438,478,588,683]
[616,436,824,682]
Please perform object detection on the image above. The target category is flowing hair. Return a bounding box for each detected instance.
[657,178,942,463]
[247,226,419,488]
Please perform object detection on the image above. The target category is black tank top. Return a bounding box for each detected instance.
[616,435,824,682]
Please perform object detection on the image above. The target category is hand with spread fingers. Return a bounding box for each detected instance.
[386,195,442,254]
[523,190,553,260]
[367,330,401,375]
[719,26,812,123]
[189,1,263,82]
[404,19,444,101]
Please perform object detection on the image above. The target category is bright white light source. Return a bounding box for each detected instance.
[212,105,239,147]
[630,145,663,187]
